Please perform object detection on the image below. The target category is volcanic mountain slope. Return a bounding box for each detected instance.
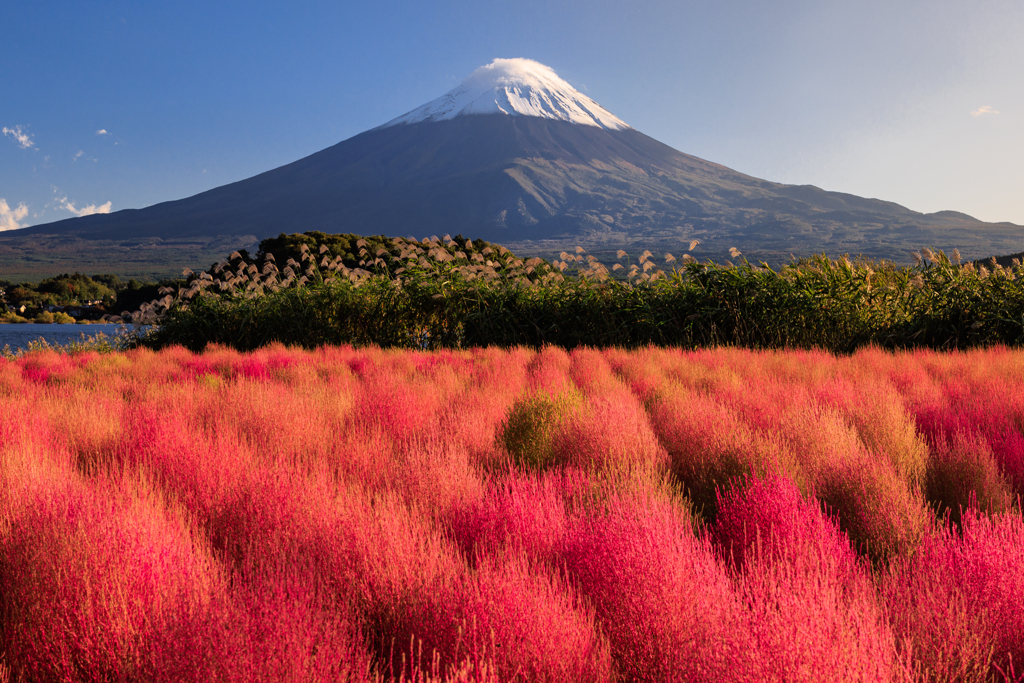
[5,58,1021,274]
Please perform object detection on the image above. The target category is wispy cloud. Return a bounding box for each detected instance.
[971,105,999,117]
[0,199,29,231]
[96,129,109,135]
[58,196,112,217]
[73,150,84,161]
[2,125,34,149]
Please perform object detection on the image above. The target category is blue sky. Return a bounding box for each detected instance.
[2,0,1022,232]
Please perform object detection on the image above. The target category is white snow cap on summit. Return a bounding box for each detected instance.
[381,58,630,131]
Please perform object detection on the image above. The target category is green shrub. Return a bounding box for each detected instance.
[1,312,30,324]
[126,240,1024,353]
[1,331,128,360]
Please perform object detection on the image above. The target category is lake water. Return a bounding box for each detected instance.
[0,323,130,353]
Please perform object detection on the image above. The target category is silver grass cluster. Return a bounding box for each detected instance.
[122,238,1021,326]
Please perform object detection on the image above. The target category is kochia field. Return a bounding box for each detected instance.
[1,344,1023,683]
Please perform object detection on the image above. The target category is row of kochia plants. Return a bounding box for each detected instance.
[2,343,1023,682]
[125,231,1024,352]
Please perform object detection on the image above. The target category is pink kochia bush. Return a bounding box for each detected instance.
[715,478,900,682]
[883,509,1024,682]
[2,345,1024,682]
[559,488,745,682]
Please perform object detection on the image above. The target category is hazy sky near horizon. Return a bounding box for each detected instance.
[2,0,1022,232]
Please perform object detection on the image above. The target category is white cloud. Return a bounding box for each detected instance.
[73,150,84,161]
[0,199,29,231]
[2,125,34,149]
[58,196,112,217]
[96,129,109,135]
[971,105,1000,116]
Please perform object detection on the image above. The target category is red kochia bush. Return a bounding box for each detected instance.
[434,551,613,683]
[884,509,1024,682]
[715,478,902,683]
[559,489,746,682]
[448,469,576,563]
[150,565,373,683]
[714,477,857,572]
[0,475,211,682]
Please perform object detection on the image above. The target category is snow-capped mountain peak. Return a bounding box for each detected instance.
[380,58,630,131]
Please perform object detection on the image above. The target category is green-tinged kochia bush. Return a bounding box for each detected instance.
[499,391,583,470]
[129,238,1024,352]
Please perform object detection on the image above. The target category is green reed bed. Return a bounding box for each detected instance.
[1,330,132,361]
[131,235,1024,352]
